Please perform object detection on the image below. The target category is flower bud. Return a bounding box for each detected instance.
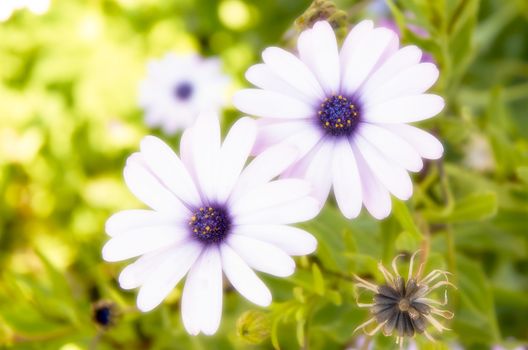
[236,310,271,344]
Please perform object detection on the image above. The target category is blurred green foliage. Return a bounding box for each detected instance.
[1,0,527,349]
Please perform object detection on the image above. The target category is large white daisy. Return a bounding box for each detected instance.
[102,111,318,335]
[139,53,230,134]
[234,20,444,219]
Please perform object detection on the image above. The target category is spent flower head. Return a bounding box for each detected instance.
[354,251,455,348]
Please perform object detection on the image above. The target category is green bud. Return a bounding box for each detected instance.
[236,310,271,344]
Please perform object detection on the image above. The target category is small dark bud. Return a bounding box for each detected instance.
[92,300,119,329]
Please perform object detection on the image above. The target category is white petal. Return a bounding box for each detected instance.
[363,94,444,123]
[214,117,257,202]
[234,196,320,225]
[234,89,314,119]
[342,27,397,95]
[252,119,312,154]
[181,246,223,335]
[351,143,392,219]
[124,155,190,214]
[382,124,444,159]
[118,246,174,290]
[245,64,310,104]
[102,225,188,262]
[359,45,422,96]
[340,20,374,70]
[231,179,312,217]
[352,135,413,200]
[358,123,423,172]
[362,63,439,106]
[139,136,201,207]
[106,210,178,237]
[305,140,335,204]
[227,235,295,277]
[220,244,271,306]
[229,144,299,204]
[179,126,195,176]
[298,21,340,94]
[332,138,362,219]
[189,111,221,201]
[233,224,317,256]
[262,47,324,101]
[136,241,202,311]
[281,125,324,158]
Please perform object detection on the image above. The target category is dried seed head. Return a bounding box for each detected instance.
[354,251,455,348]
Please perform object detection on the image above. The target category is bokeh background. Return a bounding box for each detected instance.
[1,0,527,349]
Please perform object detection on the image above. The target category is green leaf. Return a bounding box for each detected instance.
[392,199,423,240]
[453,256,501,345]
[311,263,325,296]
[447,191,498,222]
[516,166,528,184]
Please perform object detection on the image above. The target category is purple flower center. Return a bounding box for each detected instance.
[318,95,360,137]
[188,206,231,244]
[174,81,194,101]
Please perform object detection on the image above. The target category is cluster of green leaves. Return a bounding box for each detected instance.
[0,0,527,349]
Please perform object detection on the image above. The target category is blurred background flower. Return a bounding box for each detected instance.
[139,53,230,134]
[1,0,528,349]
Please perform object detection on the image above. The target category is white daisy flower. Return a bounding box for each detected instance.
[139,53,230,134]
[234,20,445,219]
[102,111,318,335]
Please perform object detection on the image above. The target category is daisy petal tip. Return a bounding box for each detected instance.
[306,235,318,255]
[125,152,143,166]
[101,242,118,262]
[201,323,220,336]
[136,297,156,313]
[284,260,296,277]
[253,293,272,308]
[312,20,332,31]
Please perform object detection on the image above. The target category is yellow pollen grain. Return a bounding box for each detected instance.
[338,95,343,99]
[206,226,210,231]
[325,121,329,126]
[337,118,341,122]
